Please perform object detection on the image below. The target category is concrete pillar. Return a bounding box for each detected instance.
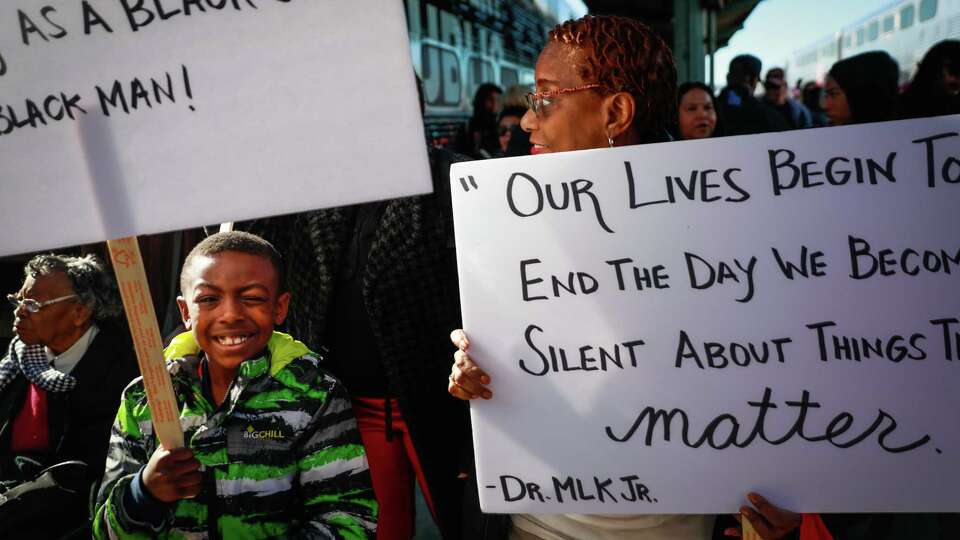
[672,0,707,84]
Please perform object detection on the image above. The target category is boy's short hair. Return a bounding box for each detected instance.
[180,231,285,294]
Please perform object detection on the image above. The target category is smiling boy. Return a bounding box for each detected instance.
[93,231,376,539]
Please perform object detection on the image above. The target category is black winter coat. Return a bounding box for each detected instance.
[0,323,139,538]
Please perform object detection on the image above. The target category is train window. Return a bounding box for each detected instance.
[421,45,463,108]
[919,0,937,22]
[883,15,895,33]
[845,34,852,48]
[856,27,865,45]
[500,67,519,90]
[469,57,496,91]
[867,20,879,41]
[901,5,915,28]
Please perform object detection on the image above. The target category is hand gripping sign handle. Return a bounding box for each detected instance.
[107,237,185,450]
[740,516,761,540]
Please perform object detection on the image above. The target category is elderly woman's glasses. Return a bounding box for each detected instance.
[7,293,78,313]
[524,84,603,116]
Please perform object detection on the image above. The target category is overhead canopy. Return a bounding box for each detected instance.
[582,0,763,49]
[715,0,764,48]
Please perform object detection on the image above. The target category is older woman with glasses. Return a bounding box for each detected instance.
[448,15,821,540]
[0,253,138,538]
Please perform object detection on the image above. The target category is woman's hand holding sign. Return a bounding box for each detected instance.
[725,492,803,539]
[448,329,492,400]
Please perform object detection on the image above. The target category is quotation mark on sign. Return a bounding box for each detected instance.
[113,249,133,268]
[459,176,478,192]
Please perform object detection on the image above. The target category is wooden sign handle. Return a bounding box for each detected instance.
[107,236,184,450]
[741,514,761,540]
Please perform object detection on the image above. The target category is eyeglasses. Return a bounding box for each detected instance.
[524,83,603,116]
[7,293,78,313]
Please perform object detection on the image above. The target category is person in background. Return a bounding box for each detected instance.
[900,39,960,120]
[717,54,789,136]
[676,82,719,139]
[0,254,137,539]
[761,68,813,129]
[801,82,828,127]
[823,51,900,126]
[501,84,532,111]
[462,83,503,158]
[497,105,531,156]
[497,85,534,156]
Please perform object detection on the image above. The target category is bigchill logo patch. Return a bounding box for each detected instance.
[243,425,285,440]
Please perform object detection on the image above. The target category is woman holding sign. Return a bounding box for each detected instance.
[448,15,823,540]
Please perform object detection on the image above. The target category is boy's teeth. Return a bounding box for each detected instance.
[218,335,249,345]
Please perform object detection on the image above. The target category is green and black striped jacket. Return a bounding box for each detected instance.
[93,332,377,539]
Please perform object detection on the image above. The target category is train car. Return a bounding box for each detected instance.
[787,0,960,85]
[404,0,587,147]
[788,33,840,87]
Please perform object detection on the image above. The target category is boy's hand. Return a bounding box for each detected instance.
[142,446,203,503]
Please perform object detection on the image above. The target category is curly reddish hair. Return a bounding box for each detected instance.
[549,15,677,139]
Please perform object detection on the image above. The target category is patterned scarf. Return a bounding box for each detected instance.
[0,338,77,394]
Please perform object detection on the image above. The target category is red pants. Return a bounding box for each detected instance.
[353,397,436,540]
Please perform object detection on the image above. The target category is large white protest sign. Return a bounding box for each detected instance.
[452,116,960,514]
[0,0,430,256]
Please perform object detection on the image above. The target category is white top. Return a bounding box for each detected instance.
[512,513,715,540]
[45,324,99,375]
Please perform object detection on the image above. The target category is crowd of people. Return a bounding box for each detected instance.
[0,12,957,540]
[459,39,958,150]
